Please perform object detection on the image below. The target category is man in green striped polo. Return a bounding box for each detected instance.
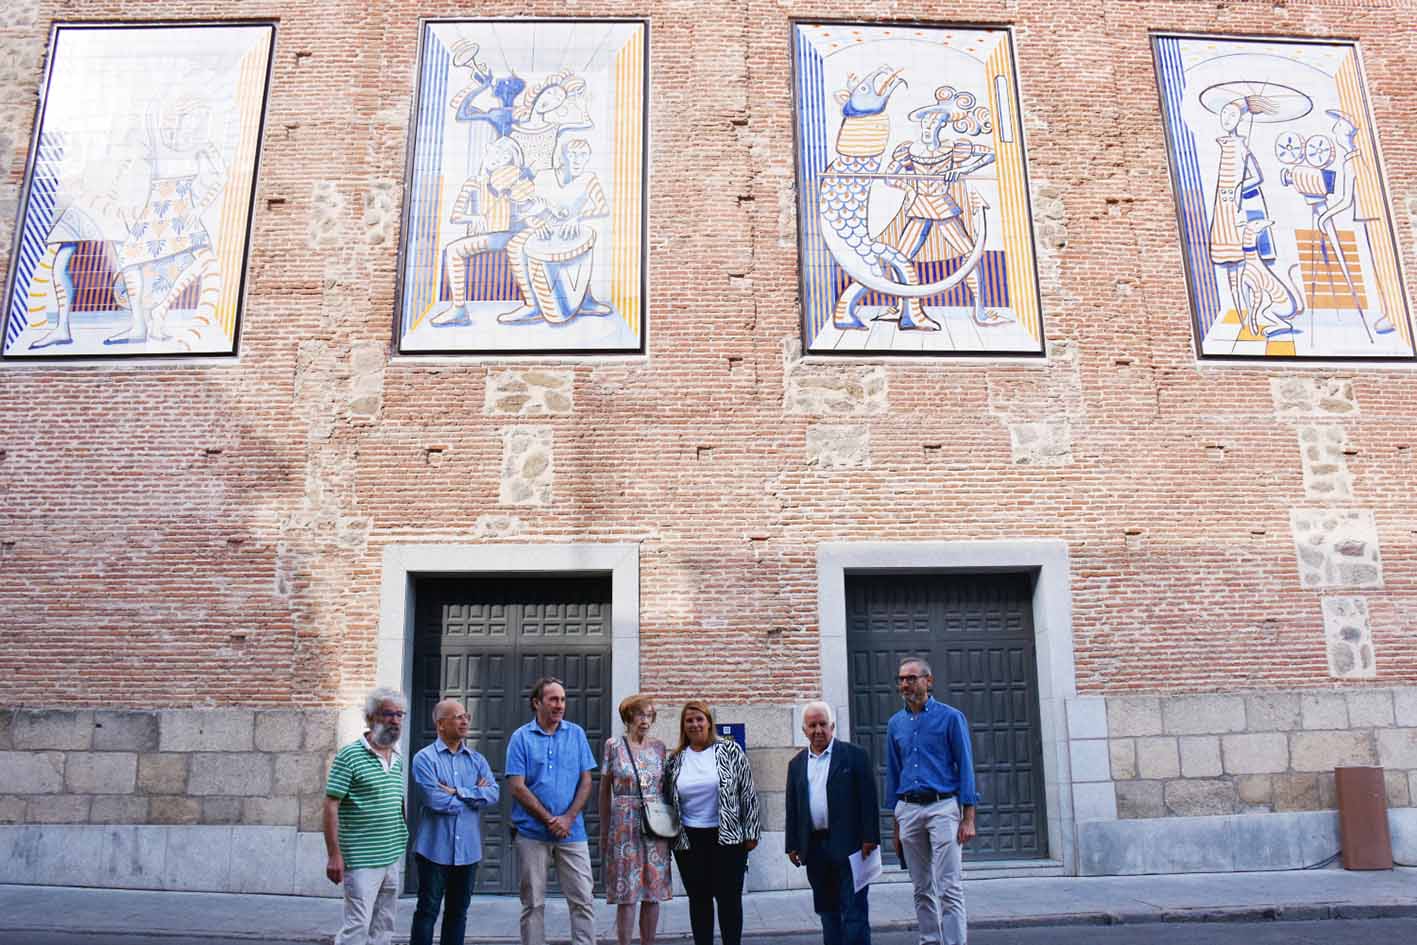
[323,687,410,945]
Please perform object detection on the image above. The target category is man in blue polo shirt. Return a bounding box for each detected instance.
[886,657,979,945]
[505,676,597,945]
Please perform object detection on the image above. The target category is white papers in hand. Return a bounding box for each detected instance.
[848,847,883,893]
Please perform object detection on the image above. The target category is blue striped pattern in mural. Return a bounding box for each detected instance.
[1155,37,1221,333]
[5,134,63,347]
[793,30,832,349]
[400,30,451,336]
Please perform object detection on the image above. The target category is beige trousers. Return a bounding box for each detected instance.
[335,861,401,945]
[515,836,596,945]
[896,797,966,945]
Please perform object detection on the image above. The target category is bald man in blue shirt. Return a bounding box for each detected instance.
[886,657,979,945]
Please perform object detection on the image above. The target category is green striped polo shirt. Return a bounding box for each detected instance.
[325,736,408,870]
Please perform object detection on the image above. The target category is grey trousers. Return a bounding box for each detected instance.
[335,861,401,945]
[895,797,966,945]
[515,836,596,945]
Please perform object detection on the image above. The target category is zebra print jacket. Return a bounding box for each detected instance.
[663,737,762,850]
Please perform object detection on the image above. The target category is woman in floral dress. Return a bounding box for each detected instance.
[599,693,673,945]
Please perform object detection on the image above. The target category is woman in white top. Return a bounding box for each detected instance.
[662,700,761,945]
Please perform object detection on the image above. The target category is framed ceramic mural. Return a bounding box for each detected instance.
[1154,33,1414,360]
[396,19,648,355]
[792,21,1045,356]
[3,22,275,359]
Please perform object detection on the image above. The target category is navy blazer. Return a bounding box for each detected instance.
[785,737,881,863]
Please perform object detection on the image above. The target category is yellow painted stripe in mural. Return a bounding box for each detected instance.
[213,43,268,341]
[610,30,644,338]
[986,40,1040,342]
[1335,54,1412,348]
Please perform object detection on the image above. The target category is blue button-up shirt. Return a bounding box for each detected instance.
[885,697,980,807]
[412,739,499,866]
[505,718,596,843]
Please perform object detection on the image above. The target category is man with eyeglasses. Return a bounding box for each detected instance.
[886,658,978,945]
[409,697,498,945]
[323,687,411,945]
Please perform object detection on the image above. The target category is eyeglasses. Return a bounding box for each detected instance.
[377,710,406,720]
[897,674,924,684]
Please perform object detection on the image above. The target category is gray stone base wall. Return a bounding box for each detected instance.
[1099,688,1417,819]
[0,709,338,830]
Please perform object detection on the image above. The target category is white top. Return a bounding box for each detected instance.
[807,740,833,830]
[676,743,721,828]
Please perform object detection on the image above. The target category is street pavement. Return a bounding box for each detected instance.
[0,867,1414,943]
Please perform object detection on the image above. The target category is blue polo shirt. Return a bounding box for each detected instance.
[504,717,596,842]
[411,738,499,866]
[885,697,980,807]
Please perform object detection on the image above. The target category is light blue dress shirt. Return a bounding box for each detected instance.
[412,739,499,866]
[505,718,597,843]
[885,696,980,807]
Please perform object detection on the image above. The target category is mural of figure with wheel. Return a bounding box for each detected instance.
[1155,34,1414,360]
[793,23,1044,355]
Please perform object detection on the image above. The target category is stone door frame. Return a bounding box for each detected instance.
[816,539,1081,872]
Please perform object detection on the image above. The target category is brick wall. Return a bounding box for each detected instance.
[2,0,1417,715]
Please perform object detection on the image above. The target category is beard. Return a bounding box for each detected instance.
[370,722,400,748]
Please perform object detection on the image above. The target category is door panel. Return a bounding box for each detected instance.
[410,575,612,895]
[846,571,1048,862]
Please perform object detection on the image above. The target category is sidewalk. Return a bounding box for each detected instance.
[1,868,1415,943]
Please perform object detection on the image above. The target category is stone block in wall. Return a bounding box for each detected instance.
[1377,729,1417,769]
[783,340,888,416]
[757,789,786,832]
[0,0,39,28]
[1072,782,1117,822]
[1270,376,1358,418]
[201,797,244,825]
[12,710,94,750]
[148,797,200,825]
[1106,697,1162,737]
[137,753,189,795]
[1300,692,1348,730]
[1070,740,1111,782]
[307,180,347,249]
[299,793,325,833]
[89,796,149,825]
[715,705,797,749]
[242,797,300,826]
[0,796,25,823]
[254,712,304,752]
[1396,689,1417,727]
[1221,733,1290,775]
[187,753,273,797]
[1179,737,1222,778]
[1161,695,1246,735]
[1008,418,1073,466]
[1410,773,1417,809]
[64,752,137,794]
[1135,737,1179,779]
[1322,597,1376,678]
[748,748,796,789]
[159,710,255,752]
[1386,770,1411,808]
[1236,775,1273,810]
[1290,510,1383,589]
[3,751,64,793]
[1114,780,1164,819]
[1245,693,1301,732]
[1164,779,1236,817]
[1297,425,1354,500]
[1346,690,1395,727]
[93,711,158,752]
[274,753,326,796]
[1067,697,1109,740]
[499,426,553,506]
[26,795,92,823]
[472,514,526,538]
[348,342,386,421]
[805,424,869,469]
[1290,731,1377,772]
[0,711,10,749]
[485,369,574,416]
[302,710,339,752]
[1109,739,1136,780]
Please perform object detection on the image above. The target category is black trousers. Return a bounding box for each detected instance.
[673,826,749,945]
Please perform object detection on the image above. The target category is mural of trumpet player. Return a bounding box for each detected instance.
[1154,33,1414,360]
[792,23,1044,356]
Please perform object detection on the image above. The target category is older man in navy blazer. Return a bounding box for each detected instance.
[786,701,880,945]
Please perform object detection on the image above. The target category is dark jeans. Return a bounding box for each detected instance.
[673,826,749,945]
[410,852,477,945]
[806,831,871,945]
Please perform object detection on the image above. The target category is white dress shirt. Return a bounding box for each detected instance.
[807,739,833,830]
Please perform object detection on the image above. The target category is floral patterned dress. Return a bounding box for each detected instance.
[601,736,673,904]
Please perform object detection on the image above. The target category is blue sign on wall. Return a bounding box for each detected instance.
[716,723,746,749]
